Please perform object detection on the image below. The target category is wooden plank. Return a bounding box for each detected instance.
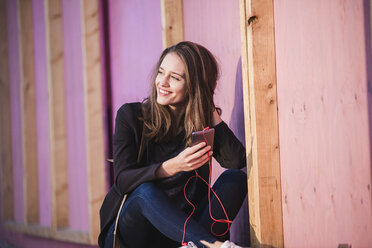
[239,0,259,246]
[19,0,39,225]
[0,0,14,222]
[81,0,107,243]
[32,0,52,227]
[239,0,284,247]
[4,221,90,244]
[160,0,184,48]
[45,0,69,230]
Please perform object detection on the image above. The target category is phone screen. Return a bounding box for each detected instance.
[191,128,215,149]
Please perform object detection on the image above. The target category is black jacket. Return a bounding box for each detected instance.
[98,102,246,247]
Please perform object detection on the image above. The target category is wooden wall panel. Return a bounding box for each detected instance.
[32,0,52,227]
[2,0,110,245]
[45,0,69,229]
[239,0,284,247]
[82,0,107,242]
[0,0,14,222]
[19,0,39,225]
[160,0,184,48]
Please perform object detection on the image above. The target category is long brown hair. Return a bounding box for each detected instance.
[141,41,220,145]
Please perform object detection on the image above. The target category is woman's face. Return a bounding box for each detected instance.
[155,52,188,111]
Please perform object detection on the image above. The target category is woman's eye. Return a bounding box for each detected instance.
[171,76,180,81]
[158,70,163,74]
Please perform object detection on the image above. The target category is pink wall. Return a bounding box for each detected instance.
[274,0,372,246]
[184,0,242,128]
[7,0,24,224]
[108,0,163,118]
[183,0,249,245]
[62,0,89,231]
[33,0,51,227]
[1,0,96,246]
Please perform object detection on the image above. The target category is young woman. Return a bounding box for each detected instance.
[99,41,248,248]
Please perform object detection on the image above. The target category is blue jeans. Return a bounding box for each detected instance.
[104,169,247,248]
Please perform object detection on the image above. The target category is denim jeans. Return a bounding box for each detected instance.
[104,169,247,248]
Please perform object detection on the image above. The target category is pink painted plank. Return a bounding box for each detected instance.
[274,0,372,246]
[183,0,242,125]
[183,1,248,245]
[7,0,24,223]
[108,0,163,120]
[32,0,51,227]
[62,0,89,231]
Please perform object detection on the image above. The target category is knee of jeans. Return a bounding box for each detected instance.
[131,182,157,199]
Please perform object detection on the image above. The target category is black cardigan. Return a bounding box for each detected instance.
[98,102,246,247]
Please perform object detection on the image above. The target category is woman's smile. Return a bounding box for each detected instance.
[158,88,171,96]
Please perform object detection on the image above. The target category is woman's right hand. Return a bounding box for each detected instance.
[156,142,212,178]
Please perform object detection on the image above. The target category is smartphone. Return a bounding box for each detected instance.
[191,128,215,150]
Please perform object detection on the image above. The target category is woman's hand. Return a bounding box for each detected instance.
[156,142,212,178]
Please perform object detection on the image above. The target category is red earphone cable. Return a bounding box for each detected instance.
[181,127,232,246]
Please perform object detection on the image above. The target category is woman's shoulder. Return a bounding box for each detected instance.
[116,102,143,122]
[117,102,142,115]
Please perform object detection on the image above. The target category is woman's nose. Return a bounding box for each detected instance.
[159,75,170,86]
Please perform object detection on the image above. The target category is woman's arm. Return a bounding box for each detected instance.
[212,111,246,169]
[113,104,163,194]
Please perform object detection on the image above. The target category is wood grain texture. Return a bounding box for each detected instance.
[19,0,39,225]
[82,0,106,243]
[0,0,14,222]
[239,0,284,247]
[32,0,52,227]
[160,0,184,48]
[45,0,69,230]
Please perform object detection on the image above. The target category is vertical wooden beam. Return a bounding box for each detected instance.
[160,0,184,49]
[45,0,69,230]
[0,0,14,222]
[19,0,39,224]
[81,0,106,243]
[239,0,284,247]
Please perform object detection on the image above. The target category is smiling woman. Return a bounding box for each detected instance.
[98,41,248,248]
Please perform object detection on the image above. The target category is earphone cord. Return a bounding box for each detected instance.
[181,127,232,246]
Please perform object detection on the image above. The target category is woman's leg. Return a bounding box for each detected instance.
[194,169,248,241]
[104,211,178,248]
[113,182,217,247]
